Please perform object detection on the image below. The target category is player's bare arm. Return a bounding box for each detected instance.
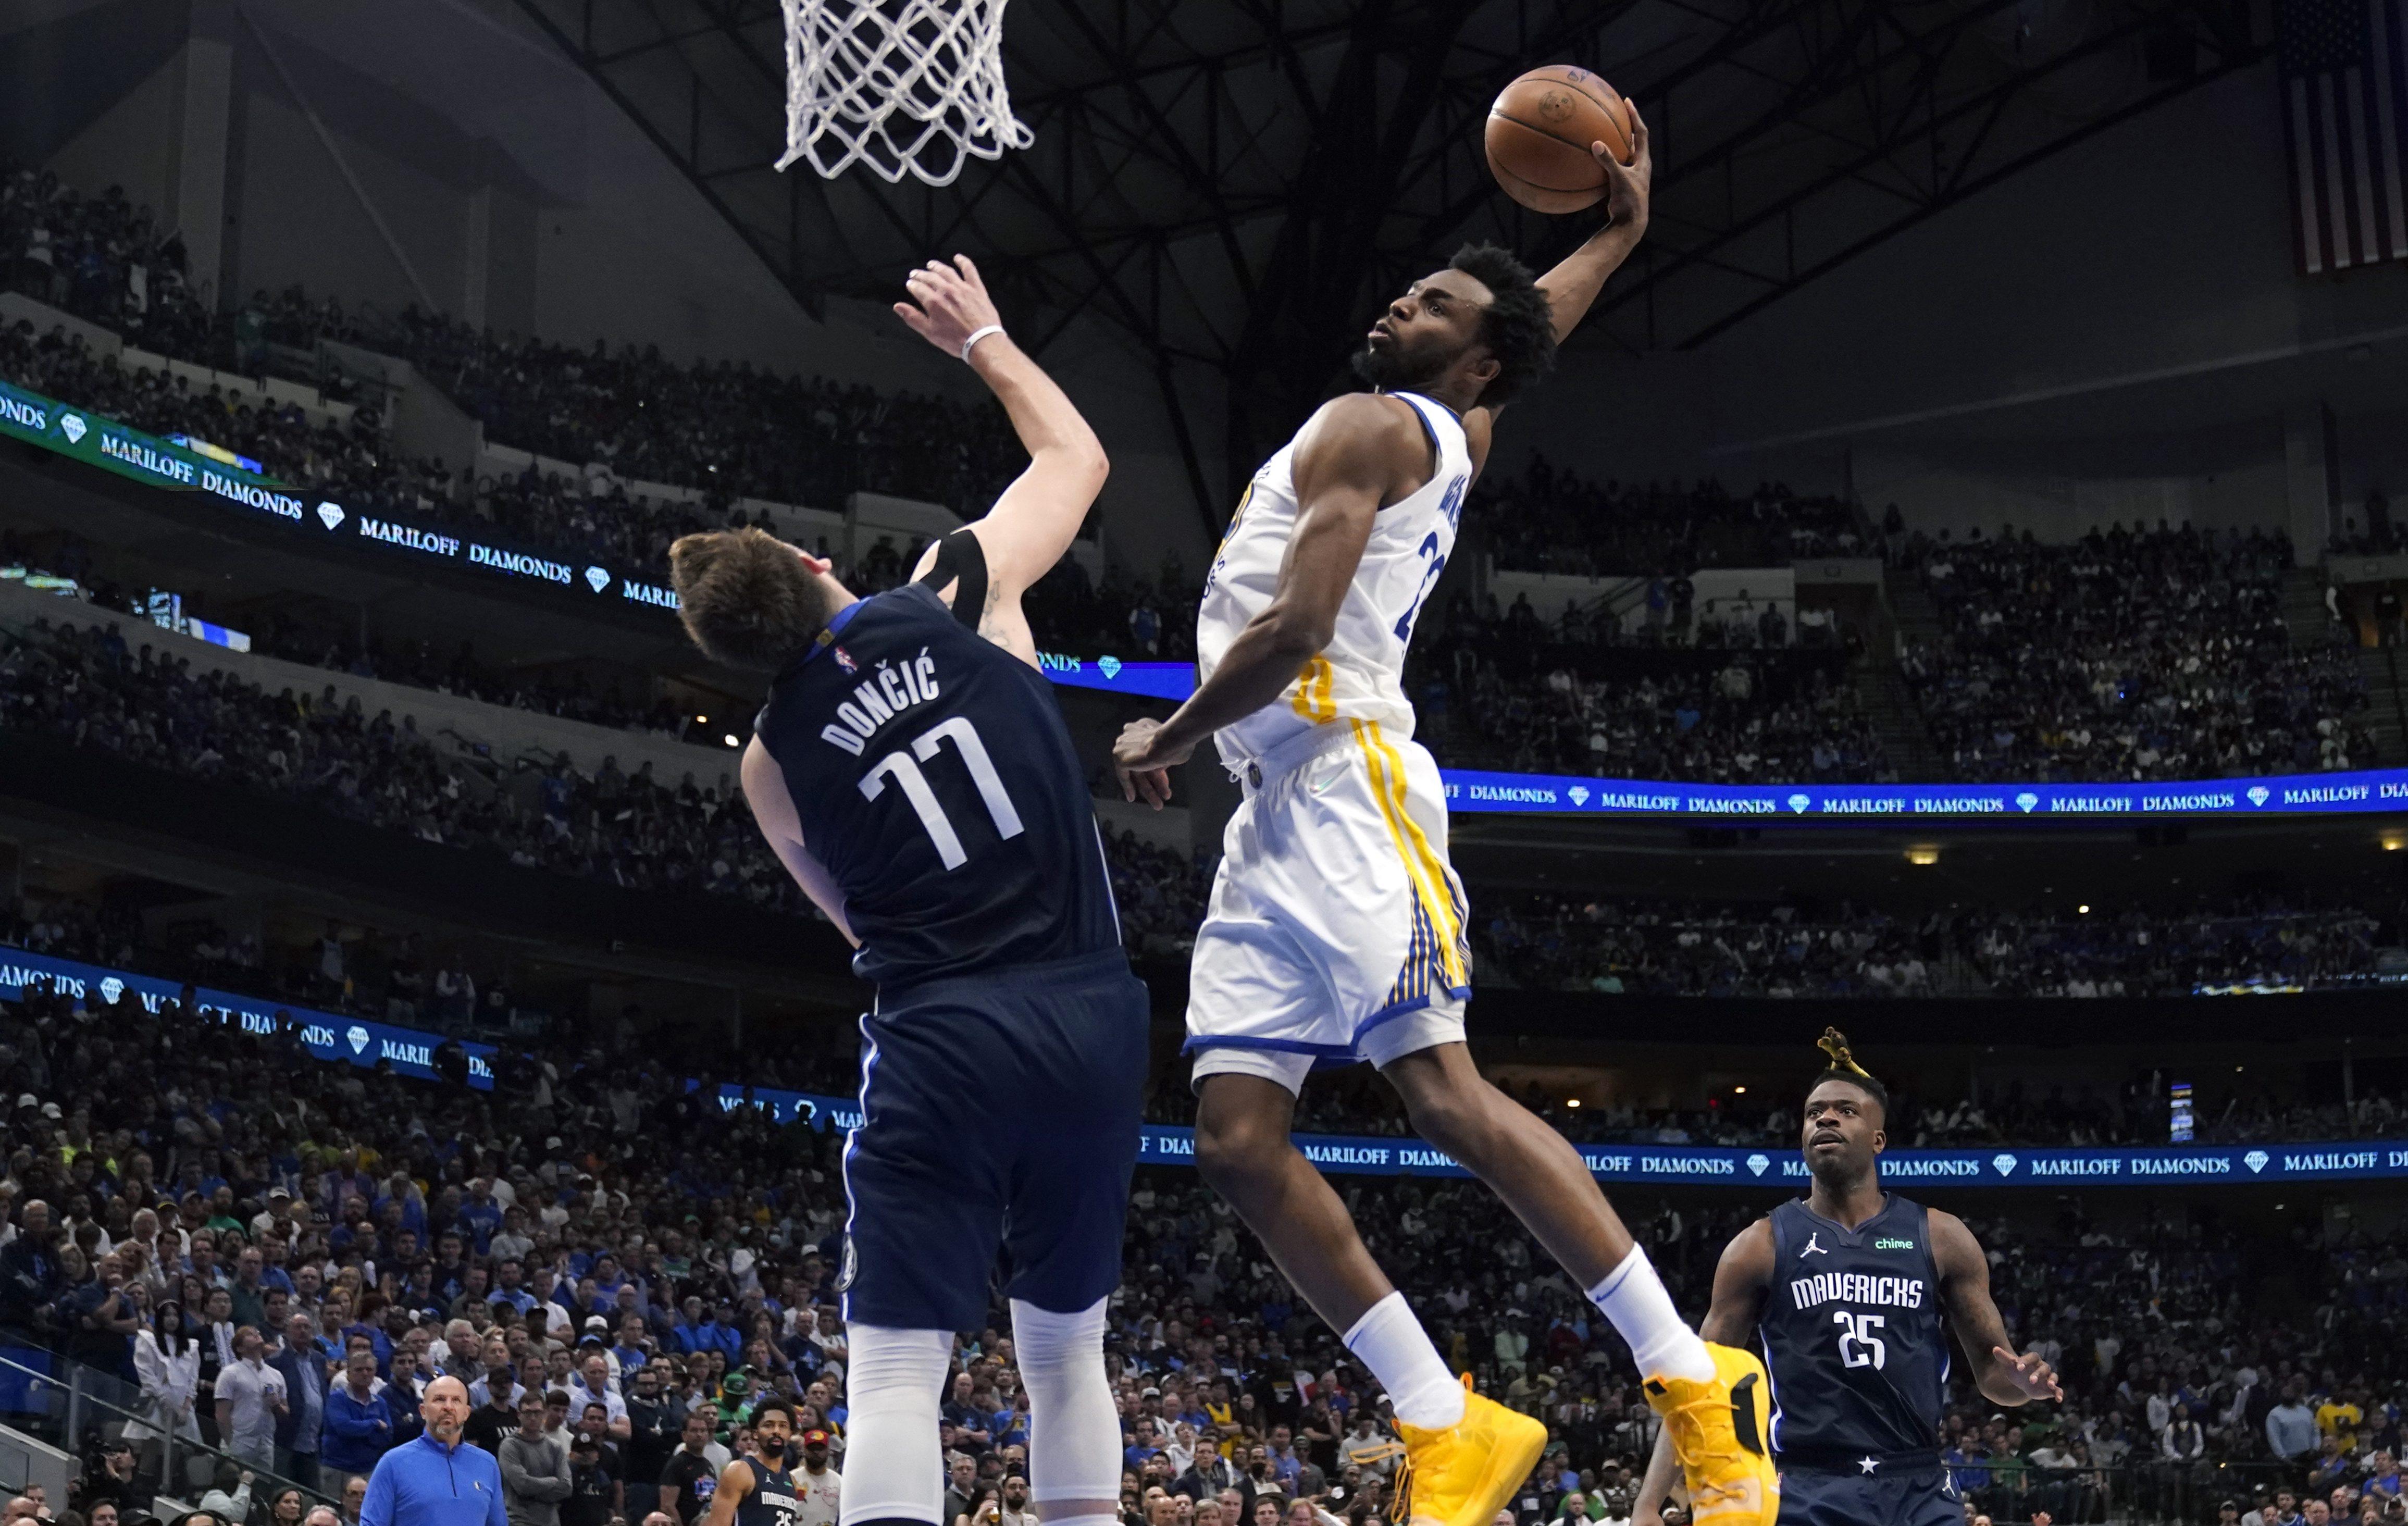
[896,255,1110,669]
[1109,393,1422,807]
[696,1458,756,1526]
[1634,1218,1775,1525]
[741,737,858,946]
[1930,1207,2063,1405]
[1467,109,1653,445]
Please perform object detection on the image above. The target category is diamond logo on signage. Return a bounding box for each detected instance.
[1098,655,1122,679]
[2015,792,2039,812]
[1788,793,1810,813]
[98,977,123,1006]
[58,414,85,445]
[346,1024,371,1054]
[1568,785,1590,805]
[2247,787,2270,807]
[1746,1152,1770,1176]
[584,566,611,593]
[316,502,345,530]
[1992,1152,2017,1176]
[2244,1149,2269,1173]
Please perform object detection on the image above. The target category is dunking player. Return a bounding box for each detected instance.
[671,256,1145,1526]
[1632,1032,2062,1526]
[1109,116,1775,1526]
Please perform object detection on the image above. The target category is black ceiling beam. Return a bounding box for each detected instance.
[1671,28,2273,346]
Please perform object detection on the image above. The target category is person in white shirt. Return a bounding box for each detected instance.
[213,1326,288,1470]
[566,1354,630,1442]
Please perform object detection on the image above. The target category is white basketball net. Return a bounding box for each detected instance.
[777,0,1034,187]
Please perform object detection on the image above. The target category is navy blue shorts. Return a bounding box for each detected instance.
[1776,1465,1960,1526]
[839,949,1149,1331]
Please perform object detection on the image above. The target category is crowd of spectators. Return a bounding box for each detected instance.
[246,290,1024,523]
[1472,888,2404,1001]
[1,167,221,368]
[1898,524,2374,781]
[1426,652,1886,783]
[1462,461,1866,578]
[1,164,1027,526]
[0,613,1209,959]
[0,974,2391,1526]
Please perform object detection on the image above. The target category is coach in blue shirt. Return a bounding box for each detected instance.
[360,1376,506,1526]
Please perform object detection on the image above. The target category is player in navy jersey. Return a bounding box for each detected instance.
[668,255,1145,1526]
[1633,1031,2061,1526]
[700,1398,802,1526]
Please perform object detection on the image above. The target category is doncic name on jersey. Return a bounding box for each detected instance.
[815,646,943,755]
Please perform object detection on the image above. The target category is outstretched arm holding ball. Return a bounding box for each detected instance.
[1526,107,1650,349]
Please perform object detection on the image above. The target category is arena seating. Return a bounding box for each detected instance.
[1474,889,2401,1000]
[10,168,2389,800]
[0,975,2391,1526]
[1897,526,2374,782]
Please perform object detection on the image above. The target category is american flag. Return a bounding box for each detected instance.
[2283,0,2408,272]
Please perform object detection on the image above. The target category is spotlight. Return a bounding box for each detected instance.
[1905,846,1940,866]
[723,734,740,747]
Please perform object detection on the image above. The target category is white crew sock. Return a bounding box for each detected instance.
[1589,1247,1715,1382]
[1343,1291,1466,1430]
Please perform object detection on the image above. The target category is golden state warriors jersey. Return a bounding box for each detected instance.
[1194,391,1471,768]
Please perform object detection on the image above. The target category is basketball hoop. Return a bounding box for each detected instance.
[777,0,1034,187]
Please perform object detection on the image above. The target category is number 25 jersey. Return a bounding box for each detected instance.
[1195,390,1470,768]
[753,580,1122,987]
[1760,1195,1951,1458]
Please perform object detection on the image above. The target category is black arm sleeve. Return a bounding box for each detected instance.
[914,528,989,631]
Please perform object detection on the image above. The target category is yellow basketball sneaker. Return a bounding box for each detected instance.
[1642,1343,1778,1526]
[1388,1375,1548,1526]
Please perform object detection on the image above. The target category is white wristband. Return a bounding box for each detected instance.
[960,324,1004,362]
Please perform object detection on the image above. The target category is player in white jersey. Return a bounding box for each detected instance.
[1112,118,1776,1526]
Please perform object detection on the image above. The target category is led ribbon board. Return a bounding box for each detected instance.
[1,945,2391,1184]
[692,1082,2407,1186]
[0,377,682,614]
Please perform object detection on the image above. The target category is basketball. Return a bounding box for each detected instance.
[1485,65,1636,214]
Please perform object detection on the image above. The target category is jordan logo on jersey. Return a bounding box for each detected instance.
[1802,1232,1828,1257]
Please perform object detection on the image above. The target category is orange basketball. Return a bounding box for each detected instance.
[1484,65,1636,214]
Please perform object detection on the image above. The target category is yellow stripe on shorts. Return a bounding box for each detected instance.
[1350,718,1468,988]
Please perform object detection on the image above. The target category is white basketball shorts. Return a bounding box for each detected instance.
[1186,717,1472,1095]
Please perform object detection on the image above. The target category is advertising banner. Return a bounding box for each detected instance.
[2,942,2387,1185]
[0,946,494,1087]
[695,1082,2407,1187]
[0,377,684,617]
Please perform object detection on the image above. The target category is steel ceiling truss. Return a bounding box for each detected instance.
[512,0,2264,524]
[1583,0,2268,349]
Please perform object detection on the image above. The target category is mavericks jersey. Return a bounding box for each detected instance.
[1760,1196,1949,1460]
[753,578,1121,987]
[1196,390,1471,766]
[736,1458,800,1526]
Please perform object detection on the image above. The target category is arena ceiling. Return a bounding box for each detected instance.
[507,0,2265,514]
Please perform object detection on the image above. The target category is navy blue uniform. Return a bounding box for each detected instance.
[735,1458,801,1526]
[1761,1195,1959,1526]
[754,549,1147,1330]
